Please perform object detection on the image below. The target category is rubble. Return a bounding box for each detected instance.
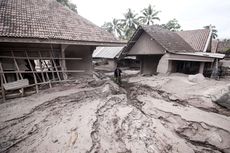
[188,73,205,83]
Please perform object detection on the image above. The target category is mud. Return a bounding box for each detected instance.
[0,72,230,153]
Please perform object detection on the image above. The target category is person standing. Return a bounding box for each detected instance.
[114,67,122,85]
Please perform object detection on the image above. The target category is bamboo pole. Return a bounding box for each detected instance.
[11,51,23,80]
[50,46,61,81]
[0,63,6,102]
[25,51,39,93]
[0,63,6,83]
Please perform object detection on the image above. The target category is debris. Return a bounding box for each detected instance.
[0,70,229,152]
[188,73,205,83]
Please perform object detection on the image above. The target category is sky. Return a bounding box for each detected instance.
[72,0,230,39]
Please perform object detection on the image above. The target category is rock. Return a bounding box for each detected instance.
[210,85,230,109]
[188,73,205,83]
[200,122,209,130]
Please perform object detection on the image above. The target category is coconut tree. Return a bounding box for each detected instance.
[121,9,140,40]
[101,19,123,38]
[204,25,218,39]
[139,5,160,25]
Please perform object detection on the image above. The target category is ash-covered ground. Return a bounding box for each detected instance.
[0,70,230,153]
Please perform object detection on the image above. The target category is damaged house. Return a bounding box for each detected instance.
[122,25,224,76]
[93,47,124,70]
[93,46,139,70]
[0,0,122,100]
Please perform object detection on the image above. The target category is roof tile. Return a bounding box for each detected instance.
[0,0,119,43]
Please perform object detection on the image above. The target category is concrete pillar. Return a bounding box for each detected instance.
[199,62,205,74]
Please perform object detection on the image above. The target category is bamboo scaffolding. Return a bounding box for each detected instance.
[0,49,85,101]
[50,45,61,81]
[25,51,39,93]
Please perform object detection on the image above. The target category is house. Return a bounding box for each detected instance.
[0,0,122,97]
[93,46,139,70]
[122,25,224,76]
[93,47,123,70]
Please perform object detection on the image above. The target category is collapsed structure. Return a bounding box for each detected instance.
[0,0,122,100]
[122,25,225,75]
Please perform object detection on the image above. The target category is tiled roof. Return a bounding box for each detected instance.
[121,25,195,57]
[176,29,211,51]
[93,47,124,59]
[0,0,120,44]
[142,25,194,53]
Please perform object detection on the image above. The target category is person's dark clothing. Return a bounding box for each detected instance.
[114,68,122,78]
[114,68,122,84]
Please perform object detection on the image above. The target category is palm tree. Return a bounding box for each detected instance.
[121,9,139,40]
[101,19,123,38]
[204,25,218,39]
[139,5,160,25]
[122,9,139,29]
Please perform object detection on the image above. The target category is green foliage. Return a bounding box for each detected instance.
[139,5,160,25]
[102,19,123,38]
[204,25,218,39]
[56,0,77,13]
[121,9,140,40]
[161,18,181,31]
[101,5,161,40]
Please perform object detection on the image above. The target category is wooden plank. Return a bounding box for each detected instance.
[61,44,68,80]
[50,46,61,81]
[0,72,6,102]
[0,63,6,83]
[2,70,85,73]
[0,56,82,60]
[3,79,29,91]
[25,51,39,93]
[11,51,23,80]
[0,37,126,46]
[39,60,46,83]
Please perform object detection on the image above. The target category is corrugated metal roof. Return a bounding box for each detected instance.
[93,47,124,59]
[176,29,211,51]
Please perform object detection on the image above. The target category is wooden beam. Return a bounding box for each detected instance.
[0,37,126,46]
[11,51,23,80]
[0,63,6,83]
[50,46,61,81]
[1,70,85,73]
[61,44,68,80]
[25,51,39,93]
[0,56,82,60]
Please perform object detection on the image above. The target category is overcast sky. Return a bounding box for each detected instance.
[72,0,230,39]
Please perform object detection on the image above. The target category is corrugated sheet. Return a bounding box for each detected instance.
[93,47,124,59]
[0,0,119,43]
[177,29,210,51]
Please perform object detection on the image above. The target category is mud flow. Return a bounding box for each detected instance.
[0,71,230,153]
